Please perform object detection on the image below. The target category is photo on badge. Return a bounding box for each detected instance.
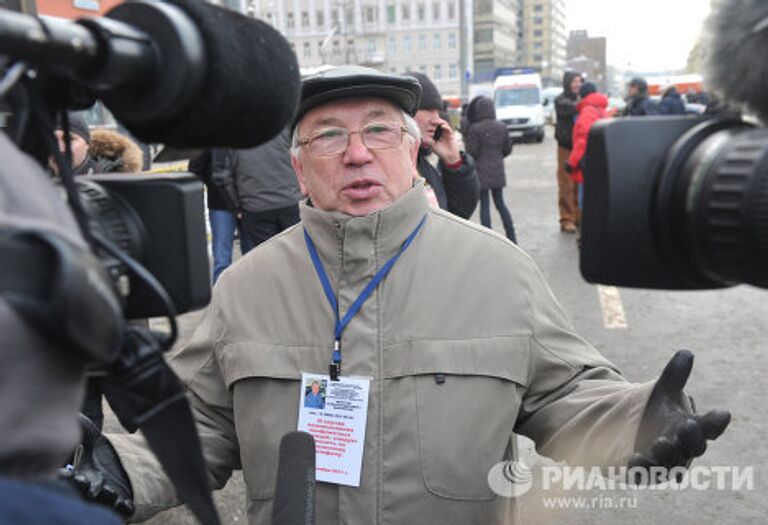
[304,378,327,410]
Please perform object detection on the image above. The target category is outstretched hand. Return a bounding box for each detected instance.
[629,350,731,480]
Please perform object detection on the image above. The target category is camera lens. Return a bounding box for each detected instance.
[655,120,768,288]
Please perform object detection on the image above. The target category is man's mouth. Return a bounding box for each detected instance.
[342,179,382,199]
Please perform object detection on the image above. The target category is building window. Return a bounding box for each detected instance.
[449,63,457,79]
[345,7,354,26]
[366,7,376,23]
[418,34,426,50]
[301,11,309,28]
[390,67,397,74]
[534,16,543,24]
[332,40,340,55]
[286,12,294,29]
[534,41,543,48]
[303,42,311,58]
[534,29,542,37]
[432,1,441,19]
[402,4,410,21]
[448,32,456,49]
[533,53,543,62]
[475,28,492,43]
[368,39,376,52]
[420,65,427,73]
[434,64,442,79]
[388,36,396,53]
[534,4,543,12]
[265,12,274,25]
[316,10,324,27]
[433,33,441,49]
[317,41,323,55]
[332,9,340,26]
[403,35,412,52]
[387,4,395,24]
[448,1,455,19]
[418,3,425,21]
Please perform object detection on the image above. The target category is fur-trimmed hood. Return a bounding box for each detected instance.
[88,128,144,173]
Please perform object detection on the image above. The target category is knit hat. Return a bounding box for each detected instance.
[628,77,649,94]
[579,82,598,98]
[409,72,443,110]
[59,113,91,144]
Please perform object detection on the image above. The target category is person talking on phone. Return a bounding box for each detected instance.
[410,72,479,219]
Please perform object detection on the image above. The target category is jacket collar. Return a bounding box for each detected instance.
[299,180,429,279]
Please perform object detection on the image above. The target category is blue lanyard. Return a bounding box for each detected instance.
[303,215,427,380]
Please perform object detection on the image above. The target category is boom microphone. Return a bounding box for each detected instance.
[271,431,316,525]
[0,0,301,148]
[705,0,768,123]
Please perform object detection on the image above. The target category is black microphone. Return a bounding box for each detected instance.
[272,431,316,525]
[0,0,301,148]
[705,0,768,123]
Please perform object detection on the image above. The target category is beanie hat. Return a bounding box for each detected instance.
[579,82,597,98]
[409,72,443,110]
[628,77,649,94]
[60,113,91,144]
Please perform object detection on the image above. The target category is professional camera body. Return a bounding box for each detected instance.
[580,0,768,291]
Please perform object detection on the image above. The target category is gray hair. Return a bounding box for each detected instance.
[291,110,421,157]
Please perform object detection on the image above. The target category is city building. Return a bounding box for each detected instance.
[472,0,520,80]
[519,0,566,87]
[250,0,464,95]
[566,29,607,92]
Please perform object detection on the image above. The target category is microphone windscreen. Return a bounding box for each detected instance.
[705,0,768,123]
[272,431,316,525]
[122,0,300,148]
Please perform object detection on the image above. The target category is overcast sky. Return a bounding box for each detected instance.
[565,0,713,72]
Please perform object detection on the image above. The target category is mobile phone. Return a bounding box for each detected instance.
[432,126,444,142]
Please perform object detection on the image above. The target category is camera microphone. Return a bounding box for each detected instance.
[705,0,768,123]
[271,431,316,525]
[0,0,301,148]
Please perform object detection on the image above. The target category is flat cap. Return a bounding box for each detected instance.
[294,66,422,129]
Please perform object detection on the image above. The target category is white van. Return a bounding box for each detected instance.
[493,72,546,143]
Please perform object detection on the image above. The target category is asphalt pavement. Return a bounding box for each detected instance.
[109,128,766,524]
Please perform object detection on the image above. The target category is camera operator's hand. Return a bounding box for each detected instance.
[628,350,731,481]
[59,414,135,518]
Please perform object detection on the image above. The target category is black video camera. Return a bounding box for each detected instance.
[580,116,767,290]
[579,0,768,291]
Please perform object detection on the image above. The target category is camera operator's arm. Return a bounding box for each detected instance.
[211,149,239,214]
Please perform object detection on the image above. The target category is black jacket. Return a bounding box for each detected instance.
[465,96,513,190]
[416,148,478,219]
[624,95,659,116]
[554,71,582,149]
[658,89,686,115]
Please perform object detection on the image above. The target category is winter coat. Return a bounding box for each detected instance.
[188,150,232,211]
[74,128,144,175]
[465,96,513,190]
[212,128,303,213]
[623,95,659,117]
[658,89,686,115]
[554,71,581,149]
[110,181,654,525]
[416,147,478,218]
[568,92,609,184]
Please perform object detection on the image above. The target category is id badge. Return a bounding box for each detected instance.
[297,372,371,487]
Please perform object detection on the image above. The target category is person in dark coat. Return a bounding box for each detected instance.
[623,77,659,116]
[409,72,479,219]
[554,71,583,233]
[465,96,516,243]
[658,86,686,115]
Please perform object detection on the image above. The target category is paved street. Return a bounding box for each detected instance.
[111,128,766,524]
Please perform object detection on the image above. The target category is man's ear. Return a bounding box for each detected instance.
[408,136,420,179]
[290,154,309,196]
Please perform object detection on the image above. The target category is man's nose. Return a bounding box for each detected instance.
[342,132,373,164]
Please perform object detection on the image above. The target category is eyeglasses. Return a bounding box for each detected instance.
[298,122,410,157]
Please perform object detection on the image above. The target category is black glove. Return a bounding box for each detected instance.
[629,350,731,482]
[564,164,573,174]
[59,414,135,518]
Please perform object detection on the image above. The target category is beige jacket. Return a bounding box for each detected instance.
[112,181,654,524]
